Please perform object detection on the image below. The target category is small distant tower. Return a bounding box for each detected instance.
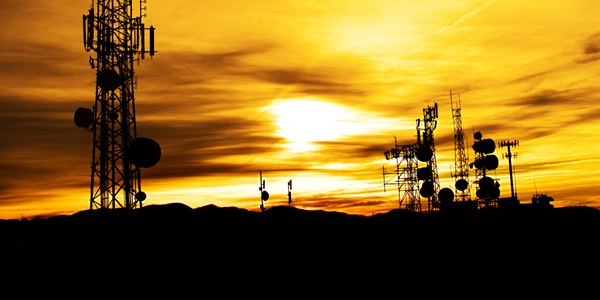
[75,0,160,210]
[259,171,269,212]
[287,179,292,206]
[450,92,471,202]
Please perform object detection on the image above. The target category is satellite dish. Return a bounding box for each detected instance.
[474,158,485,170]
[420,180,434,198]
[261,190,269,201]
[478,176,494,190]
[97,69,121,91]
[125,137,161,168]
[417,167,432,180]
[135,191,147,201]
[476,188,487,199]
[455,178,469,191]
[438,187,454,204]
[489,186,500,199]
[473,138,495,154]
[484,154,499,170]
[74,107,93,128]
[416,145,433,162]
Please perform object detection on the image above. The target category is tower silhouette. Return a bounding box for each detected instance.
[75,0,160,210]
[417,103,440,211]
[383,137,421,212]
[450,92,471,202]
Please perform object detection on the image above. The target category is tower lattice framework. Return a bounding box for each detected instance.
[450,92,471,201]
[81,0,157,210]
[383,139,421,212]
[419,103,440,211]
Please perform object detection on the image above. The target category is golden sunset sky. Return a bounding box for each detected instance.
[1,0,599,219]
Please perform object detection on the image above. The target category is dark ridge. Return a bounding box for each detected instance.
[1,204,599,253]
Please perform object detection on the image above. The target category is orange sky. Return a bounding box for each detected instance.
[1,0,599,219]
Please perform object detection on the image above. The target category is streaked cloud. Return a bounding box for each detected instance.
[1,0,599,219]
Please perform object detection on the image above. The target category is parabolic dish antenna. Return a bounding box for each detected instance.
[74,107,93,128]
[135,191,147,201]
[455,178,469,191]
[97,69,121,91]
[419,180,434,198]
[125,137,161,168]
[478,176,494,190]
[484,154,499,170]
[416,145,433,162]
[473,138,495,154]
[438,187,454,204]
[261,190,269,201]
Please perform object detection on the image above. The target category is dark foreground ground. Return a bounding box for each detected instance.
[1,203,598,253]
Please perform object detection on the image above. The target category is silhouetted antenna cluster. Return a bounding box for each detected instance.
[74,0,160,210]
[382,102,441,212]
[470,131,500,209]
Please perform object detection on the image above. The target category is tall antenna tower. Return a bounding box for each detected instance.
[74,0,160,210]
[416,103,440,211]
[450,91,471,201]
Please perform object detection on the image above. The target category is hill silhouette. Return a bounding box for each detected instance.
[1,203,598,253]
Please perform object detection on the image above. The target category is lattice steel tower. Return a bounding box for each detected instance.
[417,103,440,211]
[75,0,160,210]
[450,92,471,201]
[383,137,421,212]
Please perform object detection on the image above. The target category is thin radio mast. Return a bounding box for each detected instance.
[75,0,160,210]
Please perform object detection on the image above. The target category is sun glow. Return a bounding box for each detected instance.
[268,98,366,151]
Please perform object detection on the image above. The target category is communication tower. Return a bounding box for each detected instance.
[450,92,471,202]
[416,103,440,211]
[74,0,160,210]
[383,137,421,212]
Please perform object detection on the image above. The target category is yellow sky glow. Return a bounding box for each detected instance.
[0,1,599,219]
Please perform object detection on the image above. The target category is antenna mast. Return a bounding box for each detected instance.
[450,91,471,201]
[383,136,421,211]
[76,0,160,210]
[417,103,440,211]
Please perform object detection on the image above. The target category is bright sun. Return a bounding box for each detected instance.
[268,98,364,151]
